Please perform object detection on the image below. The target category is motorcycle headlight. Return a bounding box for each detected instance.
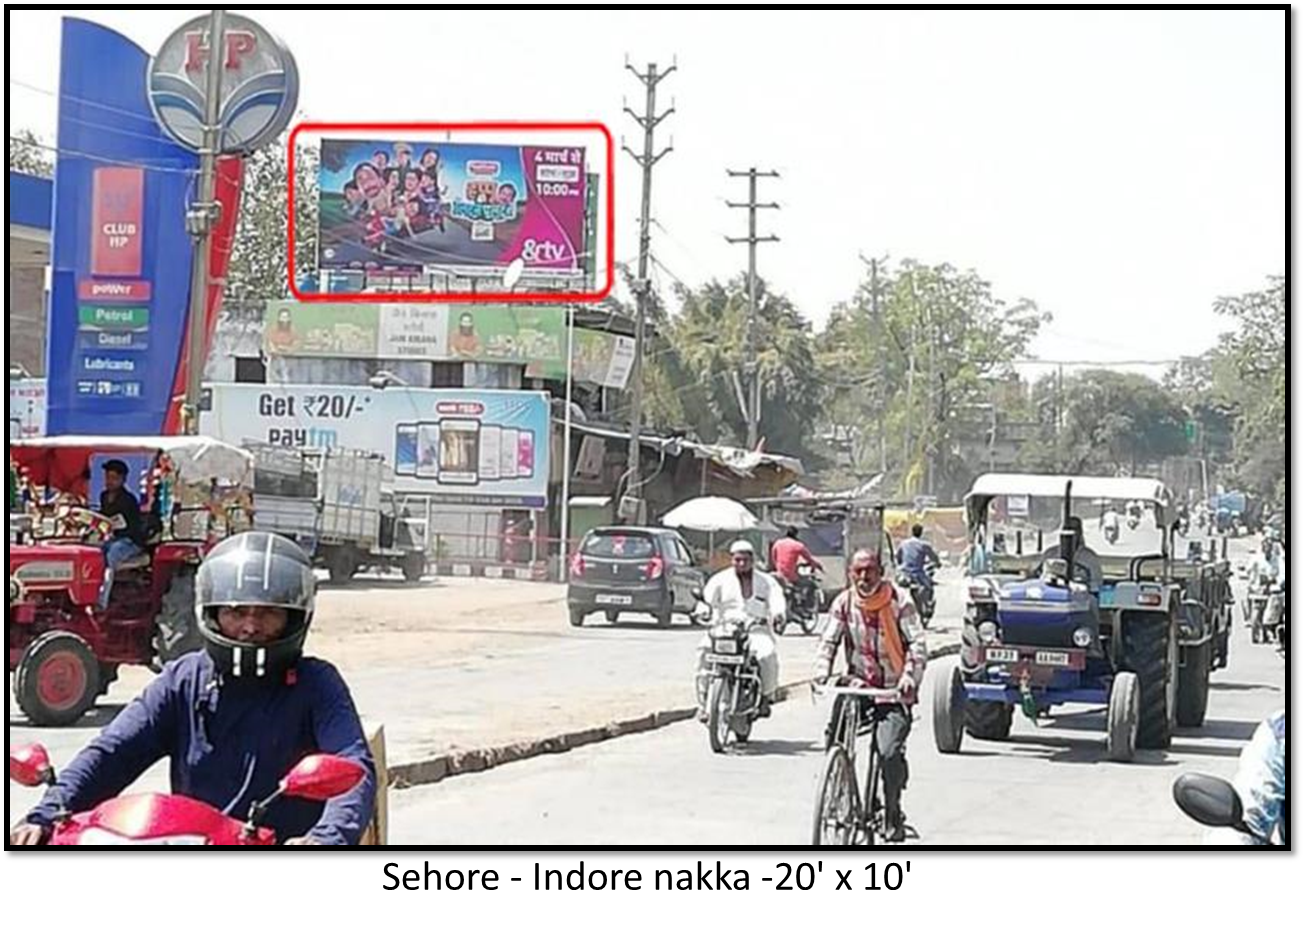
[978,621,999,644]
[712,638,739,655]
[1073,626,1093,648]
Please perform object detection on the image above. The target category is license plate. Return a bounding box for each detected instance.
[707,654,744,665]
[1035,651,1071,667]
[595,594,632,605]
[985,647,1019,663]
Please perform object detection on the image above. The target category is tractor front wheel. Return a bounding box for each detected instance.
[15,631,101,727]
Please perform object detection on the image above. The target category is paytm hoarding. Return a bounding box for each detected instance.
[317,138,586,274]
[202,384,551,508]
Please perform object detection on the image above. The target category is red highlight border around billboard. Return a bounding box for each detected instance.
[287,121,615,304]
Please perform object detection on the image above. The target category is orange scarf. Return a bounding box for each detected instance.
[855,582,906,676]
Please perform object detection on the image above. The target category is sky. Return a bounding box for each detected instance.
[8,8,1286,379]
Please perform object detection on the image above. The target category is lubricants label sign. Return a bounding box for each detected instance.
[90,167,144,276]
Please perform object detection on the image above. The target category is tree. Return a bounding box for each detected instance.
[9,129,53,178]
[225,133,319,300]
[1021,370,1188,475]
[1209,276,1286,503]
[1162,353,1236,463]
[819,259,1048,498]
[644,275,823,457]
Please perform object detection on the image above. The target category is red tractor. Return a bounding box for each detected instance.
[9,437,253,726]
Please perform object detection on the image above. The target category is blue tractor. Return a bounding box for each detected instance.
[933,475,1231,762]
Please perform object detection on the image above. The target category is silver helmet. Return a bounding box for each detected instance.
[195,532,316,680]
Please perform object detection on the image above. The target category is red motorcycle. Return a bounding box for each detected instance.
[9,742,365,846]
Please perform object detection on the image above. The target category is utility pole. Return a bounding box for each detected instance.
[620,57,675,522]
[926,300,937,498]
[181,8,227,435]
[1055,363,1064,471]
[989,403,998,474]
[902,275,918,494]
[726,168,780,450]
[858,252,889,478]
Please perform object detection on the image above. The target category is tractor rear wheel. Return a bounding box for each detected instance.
[1121,615,1176,749]
[155,569,201,664]
[15,631,101,727]
[1175,640,1212,728]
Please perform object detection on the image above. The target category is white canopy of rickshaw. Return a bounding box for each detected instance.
[965,473,1171,514]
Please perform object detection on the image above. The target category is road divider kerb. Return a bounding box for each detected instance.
[388,640,962,790]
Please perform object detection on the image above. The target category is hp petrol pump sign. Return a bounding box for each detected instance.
[147,12,299,155]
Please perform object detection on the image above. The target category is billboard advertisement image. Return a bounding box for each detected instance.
[202,384,551,508]
[317,138,586,274]
[261,302,634,388]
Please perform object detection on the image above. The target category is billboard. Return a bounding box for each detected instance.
[262,302,635,388]
[202,384,551,508]
[9,379,48,441]
[317,138,586,274]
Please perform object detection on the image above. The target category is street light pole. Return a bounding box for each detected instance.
[181,8,227,435]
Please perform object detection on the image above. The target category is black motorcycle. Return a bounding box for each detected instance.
[904,563,937,628]
[701,610,765,754]
[774,562,822,636]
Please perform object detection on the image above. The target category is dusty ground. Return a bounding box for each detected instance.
[307,575,571,671]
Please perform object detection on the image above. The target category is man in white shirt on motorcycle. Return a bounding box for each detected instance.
[1241,539,1283,628]
[1249,535,1284,583]
[695,540,786,722]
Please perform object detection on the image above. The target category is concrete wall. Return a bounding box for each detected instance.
[8,265,46,376]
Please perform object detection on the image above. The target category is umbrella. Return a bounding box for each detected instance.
[663,496,760,569]
[662,496,758,533]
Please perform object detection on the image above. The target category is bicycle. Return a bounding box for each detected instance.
[810,681,905,846]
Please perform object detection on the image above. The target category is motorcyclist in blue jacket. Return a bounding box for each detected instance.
[10,531,376,846]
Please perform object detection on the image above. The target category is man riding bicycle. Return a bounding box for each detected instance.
[815,549,927,843]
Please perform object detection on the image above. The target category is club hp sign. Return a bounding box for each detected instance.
[147,12,299,155]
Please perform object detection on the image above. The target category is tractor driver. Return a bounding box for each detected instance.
[97,458,150,609]
[1039,515,1103,591]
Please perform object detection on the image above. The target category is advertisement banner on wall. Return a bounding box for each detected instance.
[262,302,634,388]
[201,384,551,507]
[9,379,48,441]
[317,138,586,274]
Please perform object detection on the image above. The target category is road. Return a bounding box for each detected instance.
[385,538,1280,845]
[389,613,1281,845]
[7,568,966,826]
[11,545,1274,845]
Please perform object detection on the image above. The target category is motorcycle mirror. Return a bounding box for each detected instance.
[280,754,367,802]
[1172,772,1248,832]
[9,743,55,787]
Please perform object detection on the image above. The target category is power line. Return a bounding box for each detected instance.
[8,136,198,176]
[1012,357,1184,367]
[9,77,167,126]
